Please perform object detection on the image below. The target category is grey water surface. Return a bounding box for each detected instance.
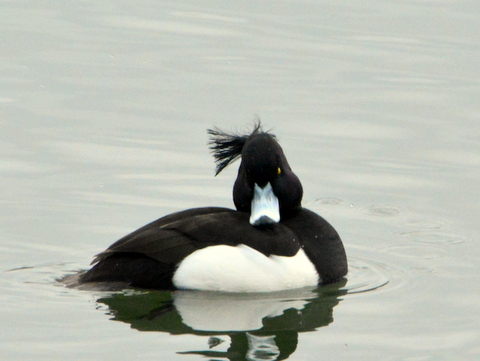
[1,1,479,360]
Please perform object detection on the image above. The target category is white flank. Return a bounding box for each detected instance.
[172,244,319,292]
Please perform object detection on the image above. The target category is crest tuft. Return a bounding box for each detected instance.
[207,122,271,175]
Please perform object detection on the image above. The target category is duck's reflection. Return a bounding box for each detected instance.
[96,280,346,361]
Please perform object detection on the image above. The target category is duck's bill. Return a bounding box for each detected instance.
[250,182,280,226]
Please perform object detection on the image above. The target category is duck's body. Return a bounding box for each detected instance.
[79,124,347,292]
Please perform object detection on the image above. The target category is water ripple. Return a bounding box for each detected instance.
[343,256,391,294]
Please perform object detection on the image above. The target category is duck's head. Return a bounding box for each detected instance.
[208,123,303,226]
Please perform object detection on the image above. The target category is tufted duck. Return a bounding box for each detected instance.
[79,123,347,292]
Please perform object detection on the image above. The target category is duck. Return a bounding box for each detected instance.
[79,123,347,292]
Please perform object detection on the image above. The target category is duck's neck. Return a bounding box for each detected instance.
[279,206,303,222]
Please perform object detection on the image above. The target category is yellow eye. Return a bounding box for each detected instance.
[277,167,282,175]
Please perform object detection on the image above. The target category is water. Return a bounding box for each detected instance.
[1,1,479,360]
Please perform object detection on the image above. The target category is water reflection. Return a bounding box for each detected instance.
[96,281,346,360]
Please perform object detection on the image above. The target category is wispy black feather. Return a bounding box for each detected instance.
[208,122,273,175]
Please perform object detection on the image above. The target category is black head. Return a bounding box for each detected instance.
[208,123,303,222]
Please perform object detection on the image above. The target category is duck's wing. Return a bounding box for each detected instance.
[94,208,300,265]
[90,208,232,264]
[282,208,348,284]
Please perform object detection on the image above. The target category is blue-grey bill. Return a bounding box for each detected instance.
[250,182,280,226]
